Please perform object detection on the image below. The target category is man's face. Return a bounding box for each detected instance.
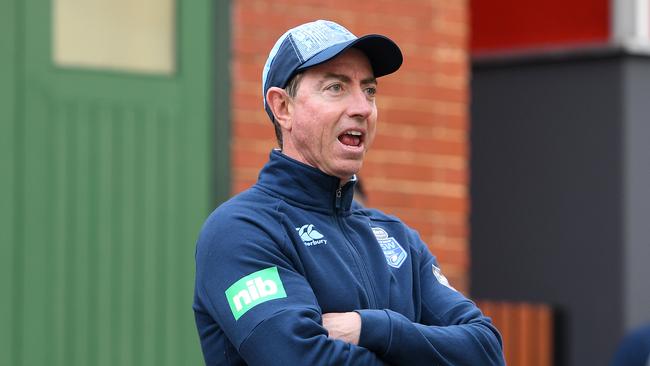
[282,48,378,182]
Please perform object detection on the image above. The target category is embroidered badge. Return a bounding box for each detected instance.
[432,264,457,292]
[372,227,408,268]
[296,224,328,246]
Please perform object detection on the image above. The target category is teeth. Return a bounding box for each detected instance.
[346,131,362,136]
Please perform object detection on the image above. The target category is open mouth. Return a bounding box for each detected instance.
[337,130,364,147]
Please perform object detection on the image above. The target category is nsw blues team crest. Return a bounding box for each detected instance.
[372,227,407,268]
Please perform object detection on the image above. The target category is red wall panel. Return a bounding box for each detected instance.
[471,0,609,53]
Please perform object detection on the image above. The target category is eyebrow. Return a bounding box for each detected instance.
[321,72,377,85]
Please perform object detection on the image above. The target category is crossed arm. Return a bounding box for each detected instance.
[195,215,505,365]
[322,312,362,345]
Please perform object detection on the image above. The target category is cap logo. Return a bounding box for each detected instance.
[289,21,356,62]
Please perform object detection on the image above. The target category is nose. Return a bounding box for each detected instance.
[346,87,374,121]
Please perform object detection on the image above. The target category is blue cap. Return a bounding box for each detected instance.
[262,20,403,122]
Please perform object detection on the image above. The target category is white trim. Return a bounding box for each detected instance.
[612,0,650,50]
[637,0,649,39]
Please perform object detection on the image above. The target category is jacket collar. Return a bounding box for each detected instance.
[256,150,356,213]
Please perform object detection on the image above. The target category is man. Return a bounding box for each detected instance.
[610,323,650,366]
[194,20,505,365]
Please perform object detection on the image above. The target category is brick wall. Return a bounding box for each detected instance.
[232,0,470,293]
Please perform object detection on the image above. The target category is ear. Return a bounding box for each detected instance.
[266,87,293,130]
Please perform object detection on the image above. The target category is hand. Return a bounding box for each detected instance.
[321,312,361,345]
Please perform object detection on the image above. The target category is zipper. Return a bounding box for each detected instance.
[335,187,342,210]
[334,186,378,308]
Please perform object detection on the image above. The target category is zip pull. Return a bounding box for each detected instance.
[335,187,342,210]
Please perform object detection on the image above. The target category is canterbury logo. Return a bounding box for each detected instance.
[296,224,327,246]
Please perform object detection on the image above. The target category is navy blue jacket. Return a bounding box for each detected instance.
[194,150,505,365]
[610,324,650,366]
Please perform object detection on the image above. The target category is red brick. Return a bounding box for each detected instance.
[234,121,276,141]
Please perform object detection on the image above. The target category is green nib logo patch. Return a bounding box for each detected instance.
[225,266,287,320]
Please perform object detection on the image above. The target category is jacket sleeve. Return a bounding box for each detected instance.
[355,229,505,366]
[195,208,387,365]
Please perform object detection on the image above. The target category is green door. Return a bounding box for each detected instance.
[1,1,230,365]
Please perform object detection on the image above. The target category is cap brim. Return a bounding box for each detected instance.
[297,34,403,78]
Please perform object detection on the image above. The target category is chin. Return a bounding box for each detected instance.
[332,162,363,181]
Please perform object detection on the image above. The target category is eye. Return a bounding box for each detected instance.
[365,86,377,97]
[326,83,343,92]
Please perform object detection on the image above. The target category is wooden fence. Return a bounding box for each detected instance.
[477,301,554,366]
